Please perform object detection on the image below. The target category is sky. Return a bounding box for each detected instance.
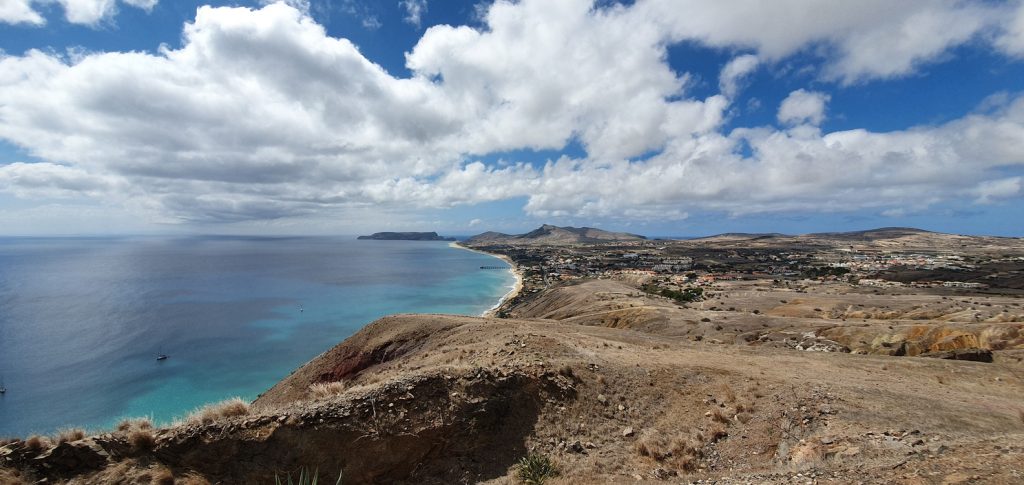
[0,0,1022,237]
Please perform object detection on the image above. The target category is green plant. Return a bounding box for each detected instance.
[274,467,342,485]
[515,453,558,484]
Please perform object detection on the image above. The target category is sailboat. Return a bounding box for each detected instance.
[1,376,6,394]
[156,348,169,361]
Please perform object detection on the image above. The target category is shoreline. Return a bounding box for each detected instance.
[449,241,523,317]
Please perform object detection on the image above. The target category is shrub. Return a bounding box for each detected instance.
[129,429,157,452]
[309,381,346,400]
[515,453,558,485]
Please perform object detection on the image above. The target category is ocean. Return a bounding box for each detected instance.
[0,236,514,437]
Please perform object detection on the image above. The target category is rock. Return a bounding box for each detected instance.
[568,440,585,453]
[918,348,993,363]
[31,441,108,474]
[597,394,609,405]
[651,467,676,479]
[622,427,635,437]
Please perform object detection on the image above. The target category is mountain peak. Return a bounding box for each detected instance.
[466,224,646,245]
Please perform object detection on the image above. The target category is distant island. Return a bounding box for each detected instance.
[356,231,456,241]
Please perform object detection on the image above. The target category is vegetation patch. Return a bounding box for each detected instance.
[515,453,558,484]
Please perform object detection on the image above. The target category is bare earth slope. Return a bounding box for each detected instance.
[4,311,1022,484]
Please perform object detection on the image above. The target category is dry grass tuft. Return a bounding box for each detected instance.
[710,408,731,424]
[129,428,157,452]
[117,417,153,432]
[55,428,86,444]
[178,475,212,485]
[736,412,753,424]
[151,468,175,485]
[184,397,250,426]
[720,385,736,403]
[25,435,49,452]
[309,381,347,400]
[633,429,704,471]
[708,426,728,442]
[0,468,29,485]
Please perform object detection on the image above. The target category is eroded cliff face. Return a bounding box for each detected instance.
[3,311,1024,484]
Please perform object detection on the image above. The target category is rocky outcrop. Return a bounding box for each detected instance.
[820,323,1024,357]
[919,348,994,362]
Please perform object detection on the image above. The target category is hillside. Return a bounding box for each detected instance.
[3,291,1022,483]
[3,227,1023,484]
[466,224,646,246]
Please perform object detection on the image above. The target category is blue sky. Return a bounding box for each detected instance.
[0,0,1022,236]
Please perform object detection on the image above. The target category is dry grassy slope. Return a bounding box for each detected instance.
[252,313,1024,484]
[508,279,1024,359]
[4,313,1024,484]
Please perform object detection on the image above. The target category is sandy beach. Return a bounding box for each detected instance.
[449,242,523,316]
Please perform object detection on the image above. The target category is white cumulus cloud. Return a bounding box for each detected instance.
[778,89,830,126]
[0,0,45,25]
[0,0,157,26]
[719,54,759,98]
[0,0,1022,229]
[399,0,426,27]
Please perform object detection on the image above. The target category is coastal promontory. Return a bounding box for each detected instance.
[356,231,456,241]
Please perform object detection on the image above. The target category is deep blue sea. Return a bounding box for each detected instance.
[0,236,514,437]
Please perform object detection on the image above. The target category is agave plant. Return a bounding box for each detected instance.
[274,467,342,485]
[515,453,558,485]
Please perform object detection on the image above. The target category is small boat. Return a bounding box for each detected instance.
[156,353,169,361]
[0,376,6,394]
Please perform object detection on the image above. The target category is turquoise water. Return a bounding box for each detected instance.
[0,237,514,436]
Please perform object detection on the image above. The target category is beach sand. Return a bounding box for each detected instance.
[449,242,523,317]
